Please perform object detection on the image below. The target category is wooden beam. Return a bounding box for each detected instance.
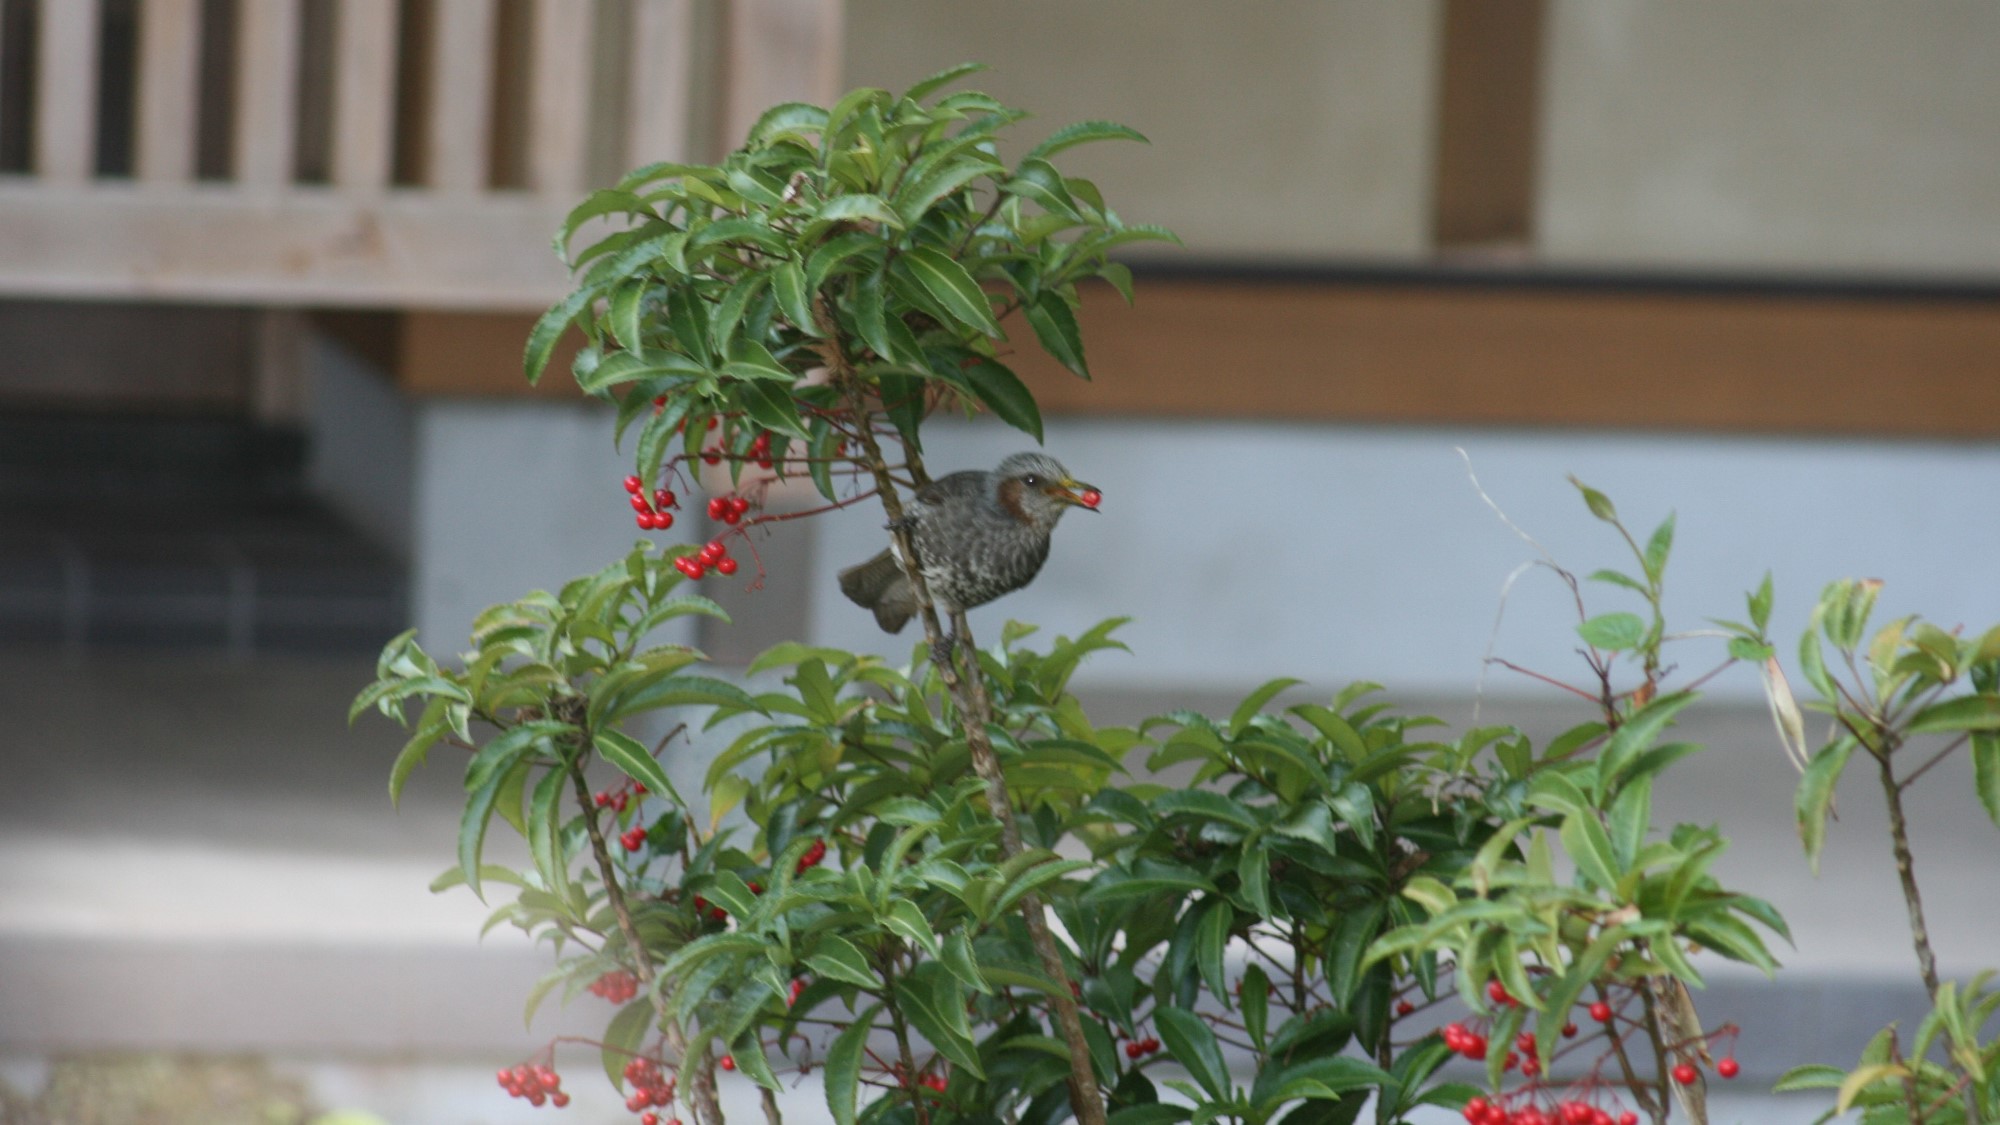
[626,0,692,167]
[526,0,595,195]
[722,0,843,146]
[370,275,2000,440]
[399,309,584,398]
[1432,0,1545,251]
[1006,278,2000,439]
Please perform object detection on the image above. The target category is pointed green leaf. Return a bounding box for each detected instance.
[593,729,673,800]
[1154,1006,1229,1101]
[526,287,592,385]
[825,1000,882,1125]
[904,62,987,103]
[962,358,1042,442]
[736,378,811,440]
[1797,736,1858,874]
[1025,292,1088,378]
[895,247,1001,338]
[807,934,882,990]
[1024,119,1149,162]
[896,963,984,1078]
[1577,612,1647,651]
[772,259,823,337]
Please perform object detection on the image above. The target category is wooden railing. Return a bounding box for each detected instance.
[0,0,840,311]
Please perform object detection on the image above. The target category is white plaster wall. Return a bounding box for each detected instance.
[843,0,1443,259]
[1540,0,2000,274]
[409,400,700,654]
[808,418,2000,704]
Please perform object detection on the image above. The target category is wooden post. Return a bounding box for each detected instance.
[627,0,692,167]
[235,0,303,187]
[136,0,203,183]
[427,0,497,192]
[527,0,595,195]
[35,0,100,183]
[332,0,400,190]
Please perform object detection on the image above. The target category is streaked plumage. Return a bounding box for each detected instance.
[838,452,1095,633]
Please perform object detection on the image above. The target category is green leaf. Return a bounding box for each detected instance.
[1596,690,1697,796]
[1907,694,2000,734]
[1154,1006,1229,1101]
[1569,476,1617,522]
[387,710,449,807]
[1800,736,1856,876]
[736,378,811,440]
[525,287,592,385]
[962,357,1043,442]
[1772,1064,1849,1092]
[772,258,822,338]
[457,766,507,898]
[1576,612,1647,651]
[1024,119,1149,162]
[815,193,903,230]
[1643,512,1676,582]
[748,101,829,146]
[601,999,654,1090]
[806,934,880,990]
[1558,810,1620,890]
[463,720,571,793]
[1195,899,1233,1001]
[1326,902,1384,1008]
[1797,737,1858,874]
[1241,963,1270,1050]
[824,1000,882,1125]
[593,730,674,800]
[903,62,987,103]
[1975,733,2000,830]
[1083,858,1215,903]
[896,963,985,1078]
[895,246,1001,338]
[1025,292,1089,378]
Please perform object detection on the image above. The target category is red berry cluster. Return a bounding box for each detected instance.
[638,1116,680,1125]
[690,895,727,924]
[496,1063,570,1108]
[747,430,777,470]
[590,970,639,1003]
[676,538,739,580]
[624,476,679,531]
[918,1073,948,1093]
[1461,1095,1636,1125]
[788,976,808,1006]
[794,837,828,875]
[706,495,752,525]
[594,788,632,814]
[1122,1035,1161,1060]
[622,1057,676,1112]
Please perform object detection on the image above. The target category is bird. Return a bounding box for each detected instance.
[838,451,1099,635]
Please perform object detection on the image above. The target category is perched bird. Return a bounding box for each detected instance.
[839,451,1099,634]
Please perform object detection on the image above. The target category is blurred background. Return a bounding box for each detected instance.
[2,1,1998,1121]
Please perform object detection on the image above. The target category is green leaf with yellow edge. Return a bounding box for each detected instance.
[895,247,1001,338]
[1837,1063,1908,1115]
[593,729,674,804]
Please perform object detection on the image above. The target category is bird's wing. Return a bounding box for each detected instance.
[913,470,989,509]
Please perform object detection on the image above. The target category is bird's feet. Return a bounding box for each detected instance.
[929,632,960,670]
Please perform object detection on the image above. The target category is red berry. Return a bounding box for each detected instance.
[654,511,675,530]
[719,1055,736,1071]
[702,451,721,465]
[1673,1062,1699,1085]
[1143,1037,1160,1053]
[1717,1057,1739,1079]
[623,475,644,493]
[634,783,647,795]
[627,1093,648,1111]
[642,1114,660,1125]
[721,509,740,526]
[701,541,726,563]
[716,557,738,575]
[1463,1097,1489,1121]
[1487,979,1512,1006]
[711,906,726,922]
[731,497,750,515]
[1619,1114,1639,1125]
[631,494,653,513]
[1080,488,1102,508]
[654,488,675,509]
[1124,1041,1142,1059]
[1589,1001,1613,1022]
[707,497,727,519]
[684,562,706,579]
[1463,1035,1487,1061]
[1562,1021,1578,1038]
[550,1091,570,1107]
[1395,1000,1415,1016]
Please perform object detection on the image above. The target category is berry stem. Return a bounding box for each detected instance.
[569,762,722,1125]
[1593,983,1664,1125]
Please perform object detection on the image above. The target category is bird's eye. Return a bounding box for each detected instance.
[1022,474,1041,487]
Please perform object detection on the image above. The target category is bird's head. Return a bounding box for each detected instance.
[992,451,1100,530]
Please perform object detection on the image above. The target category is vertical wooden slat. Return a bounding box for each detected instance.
[526,0,593,194]
[35,0,101,182]
[626,0,690,167]
[723,0,842,148]
[136,0,203,182]
[331,0,397,189]
[427,0,495,191]
[234,0,303,186]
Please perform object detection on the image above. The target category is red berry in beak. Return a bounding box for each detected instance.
[1079,488,1101,509]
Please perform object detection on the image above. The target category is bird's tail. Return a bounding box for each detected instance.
[837,550,916,634]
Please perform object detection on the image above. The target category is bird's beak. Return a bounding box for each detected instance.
[1046,478,1102,511]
